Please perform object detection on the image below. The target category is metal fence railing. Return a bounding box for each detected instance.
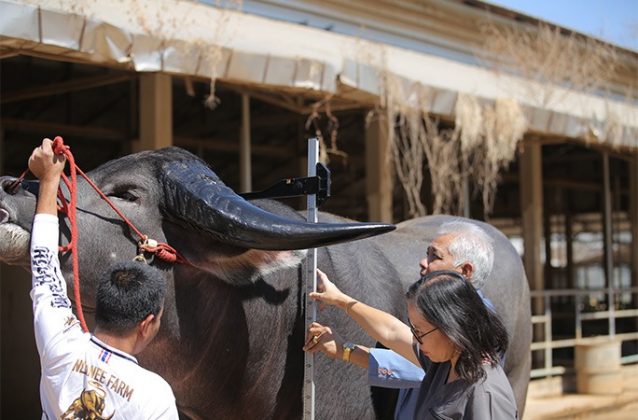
[530,287,638,379]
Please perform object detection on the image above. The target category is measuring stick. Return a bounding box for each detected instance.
[302,138,319,420]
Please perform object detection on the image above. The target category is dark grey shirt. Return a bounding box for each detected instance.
[414,346,518,419]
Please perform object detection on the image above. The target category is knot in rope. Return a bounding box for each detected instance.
[136,237,188,265]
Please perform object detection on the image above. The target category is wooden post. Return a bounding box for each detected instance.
[543,187,553,287]
[565,190,575,290]
[0,128,4,175]
[297,117,309,209]
[519,140,545,364]
[0,128,3,299]
[520,141,545,293]
[365,112,393,222]
[240,94,252,193]
[602,152,615,336]
[630,154,638,304]
[134,73,173,152]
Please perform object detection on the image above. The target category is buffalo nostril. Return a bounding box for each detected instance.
[1,177,20,195]
[6,180,22,195]
[0,208,9,224]
[0,177,38,196]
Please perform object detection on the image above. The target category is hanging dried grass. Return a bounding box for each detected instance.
[479,21,618,108]
[391,110,427,216]
[305,96,348,165]
[454,93,483,214]
[383,82,527,217]
[382,76,428,216]
[203,0,243,108]
[603,108,624,148]
[474,99,527,214]
[455,93,483,153]
[380,77,472,217]
[423,118,464,215]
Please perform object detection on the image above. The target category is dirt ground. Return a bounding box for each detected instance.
[524,391,638,419]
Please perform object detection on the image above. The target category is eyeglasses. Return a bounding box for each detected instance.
[408,319,438,344]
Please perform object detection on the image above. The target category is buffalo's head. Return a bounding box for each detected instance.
[0,147,393,334]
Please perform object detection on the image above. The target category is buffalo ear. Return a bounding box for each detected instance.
[199,248,307,286]
[163,222,306,285]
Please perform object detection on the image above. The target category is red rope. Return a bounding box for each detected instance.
[50,137,88,332]
[43,137,188,332]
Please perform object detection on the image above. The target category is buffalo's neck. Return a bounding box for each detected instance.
[139,265,304,418]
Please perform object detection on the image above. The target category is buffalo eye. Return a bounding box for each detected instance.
[110,190,139,202]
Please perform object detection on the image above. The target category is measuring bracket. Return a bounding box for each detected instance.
[239,163,330,207]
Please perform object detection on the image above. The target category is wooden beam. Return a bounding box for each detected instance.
[542,152,599,164]
[227,86,304,114]
[134,73,172,152]
[174,136,294,158]
[226,85,364,115]
[0,48,19,60]
[501,174,630,195]
[522,136,638,160]
[544,179,601,192]
[1,74,132,104]
[1,118,126,141]
[365,112,393,222]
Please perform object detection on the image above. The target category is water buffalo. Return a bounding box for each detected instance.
[0,147,531,419]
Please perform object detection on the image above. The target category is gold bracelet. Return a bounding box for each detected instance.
[342,342,356,362]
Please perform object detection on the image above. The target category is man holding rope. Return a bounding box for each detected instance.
[28,138,178,419]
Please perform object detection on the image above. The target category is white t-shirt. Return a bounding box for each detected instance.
[30,214,179,419]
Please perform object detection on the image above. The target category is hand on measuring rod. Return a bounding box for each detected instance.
[28,138,66,182]
[302,321,344,360]
[310,269,358,312]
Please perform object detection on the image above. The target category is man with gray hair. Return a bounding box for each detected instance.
[421,220,494,289]
[308,219,496,420]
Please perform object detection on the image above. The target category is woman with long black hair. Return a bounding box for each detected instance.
[304,269,517,419]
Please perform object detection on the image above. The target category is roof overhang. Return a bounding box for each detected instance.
[1,0,637,148]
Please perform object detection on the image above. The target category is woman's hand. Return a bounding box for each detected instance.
[309,269,356,311]
[302,322,344,360]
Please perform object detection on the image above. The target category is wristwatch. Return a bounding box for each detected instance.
[342,342,356,362]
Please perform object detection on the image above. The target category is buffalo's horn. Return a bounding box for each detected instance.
[161,158,395,250]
